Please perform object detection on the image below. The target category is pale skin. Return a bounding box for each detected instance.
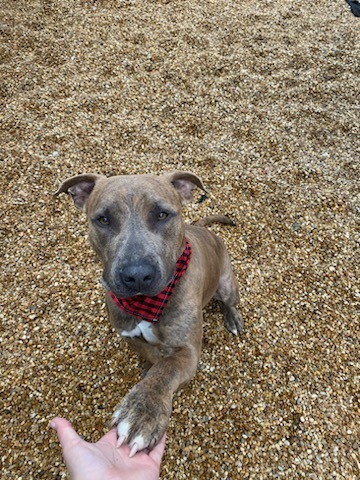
[50,417,166,480]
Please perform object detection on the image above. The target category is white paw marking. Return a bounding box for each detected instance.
[130,434,147,452]
[116,420,130,439]
[121,320,158,344]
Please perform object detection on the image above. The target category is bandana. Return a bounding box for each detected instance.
[109,240,191,323]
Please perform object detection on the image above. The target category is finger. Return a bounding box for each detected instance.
[99,427,118,446]
[50,417,82,448]
[149,434,166,464]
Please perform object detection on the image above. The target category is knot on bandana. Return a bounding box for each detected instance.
[109,240,191,322]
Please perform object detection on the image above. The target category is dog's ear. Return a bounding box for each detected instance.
[54,173,104,212]
[163,171,206,204]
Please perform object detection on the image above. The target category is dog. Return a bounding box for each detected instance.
[55,170,243,456]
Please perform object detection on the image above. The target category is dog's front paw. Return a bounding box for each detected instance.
[110,384,172,456]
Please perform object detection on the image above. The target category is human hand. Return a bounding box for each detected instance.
[50,417,166,480]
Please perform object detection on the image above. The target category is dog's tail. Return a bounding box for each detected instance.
[193,215,236,227]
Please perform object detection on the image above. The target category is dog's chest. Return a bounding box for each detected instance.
[121,320,158,344]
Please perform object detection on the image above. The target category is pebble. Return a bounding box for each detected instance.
[1,1,358,479]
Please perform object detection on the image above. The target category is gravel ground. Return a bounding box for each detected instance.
[1,1,359,479]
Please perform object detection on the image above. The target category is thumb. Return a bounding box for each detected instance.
[149,434,166,465]
[50,417,82,449]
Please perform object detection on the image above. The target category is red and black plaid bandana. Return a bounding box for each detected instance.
[109,240,191,323]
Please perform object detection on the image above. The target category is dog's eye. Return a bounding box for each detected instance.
[97,216,110,226]
[158,212,169,221]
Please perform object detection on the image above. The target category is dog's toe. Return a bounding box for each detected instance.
[129,434,148,457]
[114,420,130,447]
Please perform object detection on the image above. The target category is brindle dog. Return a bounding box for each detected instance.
[55,171,243,456]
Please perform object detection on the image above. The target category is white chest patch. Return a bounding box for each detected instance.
[121,320,158,344]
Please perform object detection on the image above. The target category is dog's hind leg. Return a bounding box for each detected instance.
[215,257,244,335]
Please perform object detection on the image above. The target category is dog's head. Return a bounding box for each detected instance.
[55,171,205,298]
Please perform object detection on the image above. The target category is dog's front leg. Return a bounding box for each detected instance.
[110,344,199,455]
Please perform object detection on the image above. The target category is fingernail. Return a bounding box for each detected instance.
[49,420,57,431]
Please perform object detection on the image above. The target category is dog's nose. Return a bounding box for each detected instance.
[120,264,156,293]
